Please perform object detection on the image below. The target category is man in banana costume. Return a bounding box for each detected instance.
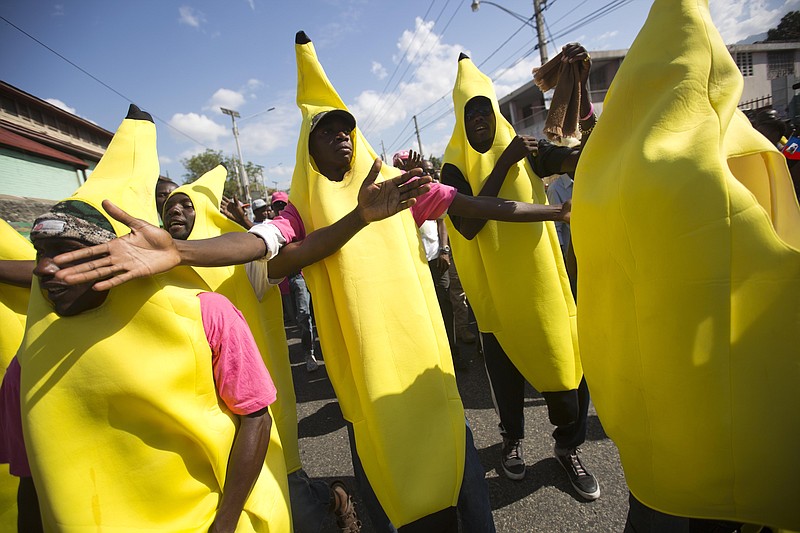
[52,32,571,531]
[162,168,359,532]
[15,105,291,531]
[441,48,599,500]
[573,0,800,530]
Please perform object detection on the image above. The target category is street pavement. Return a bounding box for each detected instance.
[284,320,629,532]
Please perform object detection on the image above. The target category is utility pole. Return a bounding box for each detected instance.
[533,0,548,66]
[380,140,387,163]
[413,115,423,159]
[220,107,251,204]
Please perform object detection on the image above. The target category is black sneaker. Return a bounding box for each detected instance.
[554,446,600,500]
[501,437,526,480]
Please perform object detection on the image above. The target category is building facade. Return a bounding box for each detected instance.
[498,42,800,138]
[0,80,113,202]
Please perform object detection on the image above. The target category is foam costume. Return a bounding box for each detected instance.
[167,167,301,474]
[0,219,34,527]
[572,0,800,528]
[18,106,290,531]
[288,31,464,526]
[443,55,581,393]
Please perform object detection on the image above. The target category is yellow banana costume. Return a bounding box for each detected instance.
[18,106,290,531]
[443,55,581,392]
[288,31,464,526]
[167,167,301,474]
[572,0,800,528]
[0,219,34,528]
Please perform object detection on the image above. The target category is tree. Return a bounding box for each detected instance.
[429,155,443,169]
[767,11,800,41]
[181,149,264,199]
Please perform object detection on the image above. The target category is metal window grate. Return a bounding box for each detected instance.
[768,50,795,79]
[735,52,753,77]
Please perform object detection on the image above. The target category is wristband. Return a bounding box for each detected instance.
[580,103,594,122]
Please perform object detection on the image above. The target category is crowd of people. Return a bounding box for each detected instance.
[0,0,798,531]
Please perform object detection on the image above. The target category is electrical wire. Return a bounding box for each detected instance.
[1,14,214,150]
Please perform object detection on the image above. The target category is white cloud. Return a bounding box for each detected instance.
[159,155,174,165]
[178,6,206,28]
[52,4,64,16]
[371,61,388,80]
[237,105,295,157]
[168,113,228,144]
[208,88,246,113]
[351,18,465,141]
[246,79,263,91]
[709,0,800,43]
[245,0,255,10]
[45,98,76,115]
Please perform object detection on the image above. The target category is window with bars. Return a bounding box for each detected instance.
[735,52,753,77]
[768,50,795,79]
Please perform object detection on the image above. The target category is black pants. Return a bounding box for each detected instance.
[481,331,588,448]
[429,259,458,356]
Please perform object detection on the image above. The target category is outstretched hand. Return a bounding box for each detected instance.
[356,158,432,224]
[400,150,424,172]
[53,200,181,290]
[221,196,253,229]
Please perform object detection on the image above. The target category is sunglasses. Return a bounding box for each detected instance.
[464,105,493,122]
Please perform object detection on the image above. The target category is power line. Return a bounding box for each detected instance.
[363,0,463,135]
[0,14,213,150]
[360,0,439,132]
[362,0,463,134]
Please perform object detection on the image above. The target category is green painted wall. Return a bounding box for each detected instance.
[0,148,84,200]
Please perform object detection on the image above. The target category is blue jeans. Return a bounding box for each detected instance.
[287,469,332,533]
[347,420,495,533]
[289,274,315,356]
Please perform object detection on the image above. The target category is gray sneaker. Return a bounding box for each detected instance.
[501,437,526,480]
[554,446,600,500]
[305,354,319,372]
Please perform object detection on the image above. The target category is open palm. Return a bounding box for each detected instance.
[357,158,431,223]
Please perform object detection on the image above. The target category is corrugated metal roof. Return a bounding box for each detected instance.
[0,126,88,168]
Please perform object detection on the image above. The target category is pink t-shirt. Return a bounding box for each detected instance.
[269,181,457,244]
[0,292,276,478]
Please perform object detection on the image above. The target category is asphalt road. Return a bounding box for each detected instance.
[285,320,629,532]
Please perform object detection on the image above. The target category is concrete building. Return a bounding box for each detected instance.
[0,80,113,202]
[498,42,800,138]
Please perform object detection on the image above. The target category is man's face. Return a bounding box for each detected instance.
[33,237,109,316]
[253,206,269,222]
[464,97,496,152]
[155,180,178,217]
[309,115,354,178]
[271,201,287,216]
[163,193,196,240]
[421,161,435,176]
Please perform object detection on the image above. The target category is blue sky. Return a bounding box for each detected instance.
[2,0,798,192]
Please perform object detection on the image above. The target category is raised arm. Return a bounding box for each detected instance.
[54,159,429,289]
[266,159,430,279]
[449,194,570,229]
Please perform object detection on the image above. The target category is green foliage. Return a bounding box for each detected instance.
[429,155,443,169]
[181,149,264,200]
[767,11,800,41]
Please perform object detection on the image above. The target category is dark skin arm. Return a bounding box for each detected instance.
[449,194,570,227]
[0,260,35,287]
[53,159,430,290]
[434,219,450,270]
[209,407,271,533]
